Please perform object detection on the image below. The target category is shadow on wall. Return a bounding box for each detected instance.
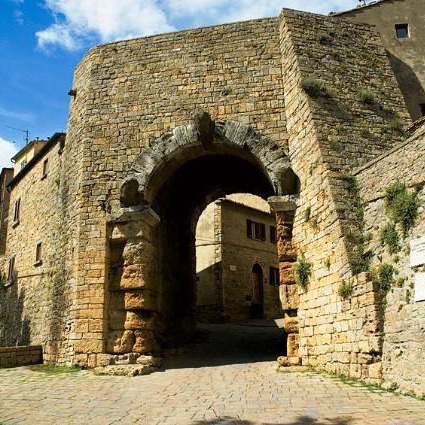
[0,281,30,346]
[192,416,353,425]
[387,50,425,121]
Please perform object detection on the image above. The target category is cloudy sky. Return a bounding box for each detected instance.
[0,0,359,169]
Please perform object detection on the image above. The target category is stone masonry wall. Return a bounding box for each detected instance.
[64,18,288,366]
[355,124,425,397]
[220,200,280,321]
[279,9,411,380]
[0,345,42,368]
[0,141,68,362]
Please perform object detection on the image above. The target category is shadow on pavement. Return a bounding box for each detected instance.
[192,415,353,425]
[161,321,285,370]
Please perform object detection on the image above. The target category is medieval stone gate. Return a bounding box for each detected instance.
[106,115,300,360]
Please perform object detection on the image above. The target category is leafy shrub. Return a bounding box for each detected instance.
[293,254,312,289]
[380,223,400,254]
[385,182,420,235]
[301,78,330,98]
[338,279,354,300]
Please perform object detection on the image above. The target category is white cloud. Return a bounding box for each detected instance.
[0,106,34,123]
[0,137,18,170]
[36,0,174,51]
[36,0,359,51]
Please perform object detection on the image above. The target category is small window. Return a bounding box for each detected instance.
[7,256,16,285]
[420,103,425,117]
[13,198,21,225]
[42,158,48,179]
[395,23,409,39]
[35,242,42,266]
[20,160,27,171]
[270,226,277,244]
[246,220,266,241]
[269,266,279,285]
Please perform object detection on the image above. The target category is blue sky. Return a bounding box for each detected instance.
[0,0,360,168]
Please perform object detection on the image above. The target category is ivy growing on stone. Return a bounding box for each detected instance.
[293,254,312,290]
[380,223,400,254]
[385,181,420,235]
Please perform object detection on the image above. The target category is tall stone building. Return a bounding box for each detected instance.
[334,0,425,120]
[196,195,280,322]
[0,7,424,396]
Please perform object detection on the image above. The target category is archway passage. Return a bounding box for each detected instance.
[108,116,299,359]
[151,150,275,346]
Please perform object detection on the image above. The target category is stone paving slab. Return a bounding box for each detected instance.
[0,362,424,425]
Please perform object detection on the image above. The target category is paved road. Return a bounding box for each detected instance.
[0,323,424,425]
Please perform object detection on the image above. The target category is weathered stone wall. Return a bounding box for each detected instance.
[219,200,280,321]
[63,17,288,365]
[279,9,411,380]
[355,123,425,396]
[0,168,13,256]
[0,345,42,368]
[337,0,425,121]
[0,140,68,362]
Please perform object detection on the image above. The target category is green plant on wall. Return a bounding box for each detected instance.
[293,254,312,290]
[357,89,375,105]
[385,181,420,235]
[380,223,400,254]
[338,279,354,300]
[301,78,330,98]
[377,263,395,295]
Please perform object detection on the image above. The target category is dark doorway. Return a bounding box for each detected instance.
[251,263,264,319]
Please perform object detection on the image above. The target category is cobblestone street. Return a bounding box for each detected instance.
[0,323,424,425]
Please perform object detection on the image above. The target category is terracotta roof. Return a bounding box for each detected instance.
[330,0,393,16]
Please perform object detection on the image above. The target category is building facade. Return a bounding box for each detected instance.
[196,196,280,322]
[0,7,424,396]
[335,0,425,121]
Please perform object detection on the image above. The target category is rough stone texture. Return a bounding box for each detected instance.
[355,122,425,397]
[337,0,425,121]
[0,168,13,256]
[279,9,410,382]
[0,345,42,367]
[0,138,71,364]
[0,7,422,396]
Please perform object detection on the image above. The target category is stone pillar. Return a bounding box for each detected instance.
[268,195,300,365]
[107,207,161,359]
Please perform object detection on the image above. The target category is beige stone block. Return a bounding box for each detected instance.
[133,330,160,354]
[74,339,103,354]
[124,311,155,330]
[124,290,157,311]
[287,333,299,357]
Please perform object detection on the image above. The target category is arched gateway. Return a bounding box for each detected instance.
[105,112,299,358]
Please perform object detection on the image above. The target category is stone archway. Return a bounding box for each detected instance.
[106,112,300,361]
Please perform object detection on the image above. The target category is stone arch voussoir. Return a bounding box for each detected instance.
[120,115,296,207]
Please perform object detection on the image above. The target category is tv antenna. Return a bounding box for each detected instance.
[5,126,30,145]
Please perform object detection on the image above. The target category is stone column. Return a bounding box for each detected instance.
[268,195,300,365]
[107,207,161,360]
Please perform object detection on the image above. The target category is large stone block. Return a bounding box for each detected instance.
[124,290,157,311]
[124,311,155,331]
